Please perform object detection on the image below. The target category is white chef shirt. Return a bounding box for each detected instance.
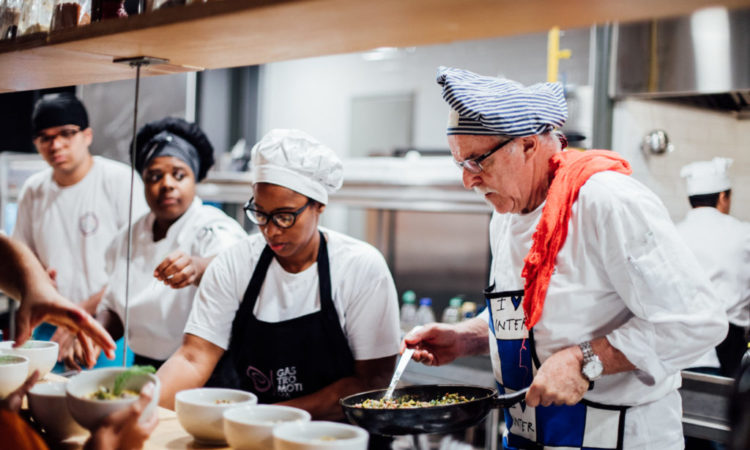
[488,171,727,449]
[98,198,246,360]
[677,207,750,329]
[185,227,401,361]
[12,156,149,303]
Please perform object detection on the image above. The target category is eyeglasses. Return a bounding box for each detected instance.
[35,127,81,145]
[243,197,313,229]
[454,138,514,174]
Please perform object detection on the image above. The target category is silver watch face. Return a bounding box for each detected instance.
[583,359,604,381]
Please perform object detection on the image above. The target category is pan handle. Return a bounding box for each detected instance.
[492,387,529,408]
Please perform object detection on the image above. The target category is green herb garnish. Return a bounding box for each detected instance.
[113,365,155,396]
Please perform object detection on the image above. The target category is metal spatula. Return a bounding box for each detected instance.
[382,346,416,400]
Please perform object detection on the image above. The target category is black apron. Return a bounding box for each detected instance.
[717,323,749,377]
[208,231,355,404]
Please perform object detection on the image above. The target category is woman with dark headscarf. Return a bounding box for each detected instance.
[64,117,246,369]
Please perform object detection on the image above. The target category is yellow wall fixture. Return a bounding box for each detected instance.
[547,26,572,83]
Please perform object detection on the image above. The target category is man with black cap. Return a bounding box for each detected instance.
[678,157,750,377]
[12,93,148,367]
[403,67,727,449]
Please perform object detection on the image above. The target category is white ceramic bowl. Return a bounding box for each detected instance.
[28,381,87,440]
[66,367,160,430]
[0,354,29,398]
[223,405,312,450]
[0,340,58,379]
[273,421,369,450]
[175,387,258,445]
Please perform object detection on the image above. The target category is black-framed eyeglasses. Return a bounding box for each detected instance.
[35,127,82,145]
[454,138,514,174]
[243,197,313,229]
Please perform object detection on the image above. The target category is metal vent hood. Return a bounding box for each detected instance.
[611,7,750,118]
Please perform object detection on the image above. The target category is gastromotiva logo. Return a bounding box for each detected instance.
[246,366,273,392]
[79,211,99,236]
[276,366,303,397]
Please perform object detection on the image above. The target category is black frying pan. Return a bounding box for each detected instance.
[340,384,528,436]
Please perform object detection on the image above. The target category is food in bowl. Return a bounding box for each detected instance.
[84,365,155,401]
[66,366,160,430]
[175,387,257,445]
[223,404,311,450]
[354,392,474,409]
[87,386,140,400]
[0,354,29,398]
[0,340,58,379]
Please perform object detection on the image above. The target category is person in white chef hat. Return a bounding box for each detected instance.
[156,129,400,419]
[677,157,750,377]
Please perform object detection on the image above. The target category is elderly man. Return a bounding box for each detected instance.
[678,157,750,377]
[404,67,727,449]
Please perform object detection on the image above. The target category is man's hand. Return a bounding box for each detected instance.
[401,317,489,366]
[154,251,211,289]
[15,288,115,362]
[0,371,40,413]
[0,235,114,359]
[60,336,103,371]
[525,346,589,407]
[85,382,159,450]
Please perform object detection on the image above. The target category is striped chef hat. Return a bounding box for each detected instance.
[436,66,568,137]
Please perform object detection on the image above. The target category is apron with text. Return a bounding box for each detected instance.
[216,231,355,403]
[485,285,628,450]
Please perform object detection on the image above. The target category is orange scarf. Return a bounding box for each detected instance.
[0,410,48,450]
[521,150,632,330]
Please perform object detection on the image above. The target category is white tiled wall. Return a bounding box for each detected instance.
[612,98,750,222]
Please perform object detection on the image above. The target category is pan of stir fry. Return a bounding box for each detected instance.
[340,384,528,436]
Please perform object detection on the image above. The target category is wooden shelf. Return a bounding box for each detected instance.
[1,0,749,92]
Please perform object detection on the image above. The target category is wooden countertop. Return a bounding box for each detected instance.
[2,0,750,92]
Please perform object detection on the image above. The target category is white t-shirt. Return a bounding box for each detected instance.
[185,228,400,361]
[12,156,149,303]
[488,171,727,449]
[98,198,246,360]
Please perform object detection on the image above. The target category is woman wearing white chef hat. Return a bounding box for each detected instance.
[677,157,750,377]
[157,129,400,418]
[63,118,247,370]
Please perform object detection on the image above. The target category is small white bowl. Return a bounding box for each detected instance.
[66,367,160,430]
[0,354,29,398]
[224,405,311,450]
[273,421,369,450]
[175,387,258,445]
[0,340,58,379]
[28,381,87,440]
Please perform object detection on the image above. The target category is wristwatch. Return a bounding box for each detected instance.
[579,341,603,382]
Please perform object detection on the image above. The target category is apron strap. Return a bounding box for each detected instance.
[230,244,275,342]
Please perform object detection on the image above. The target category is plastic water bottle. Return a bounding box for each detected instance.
[399,290,418,333]
[460,301,477,321]
[416,297,437,326]
[441,297,463,324]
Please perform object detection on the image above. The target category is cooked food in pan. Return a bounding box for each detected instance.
[354,392,474,409]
